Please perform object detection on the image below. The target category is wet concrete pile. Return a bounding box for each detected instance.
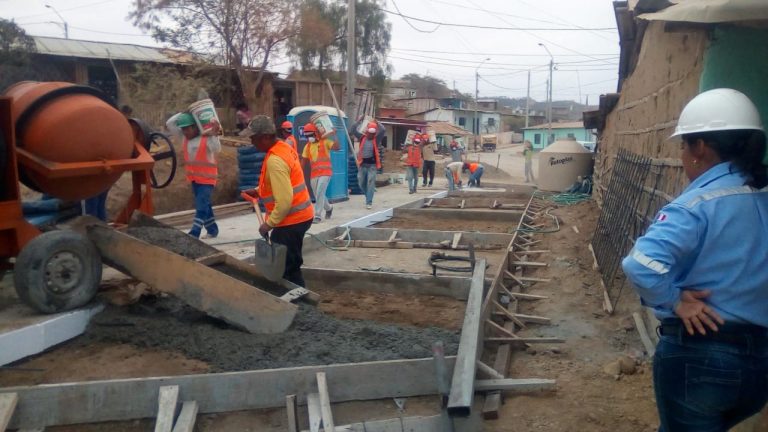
[84,296,460,372]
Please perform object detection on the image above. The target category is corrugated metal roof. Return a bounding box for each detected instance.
[33,36,172,63]
[640,0,768,23]
[523,121,586,130]
[426,121,472,136]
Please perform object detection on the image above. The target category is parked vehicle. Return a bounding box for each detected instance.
[481,134,497,152]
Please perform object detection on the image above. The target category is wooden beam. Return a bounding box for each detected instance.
[518,276,551,283]
[0,393,18,431]
[154,385,179,432]
[3,357,457,429]
[171,401,198,432]
[285,395,299,432]
[507,292,548,301]
[517,250,550,254]
[475,379,556,393]
[486,319,517,339]
[86,226,298,334]
[493,300,526,328]
[632,312,656,356]
[447,259,486,417]
[316,373,335,432]
[476,361,504,380]
[511,312,551,325]
[307,393,321,432]
[510,261,548,268]
[485,337,565,345]
[452,233,462,250]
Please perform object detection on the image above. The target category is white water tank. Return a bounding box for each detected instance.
[537,137,594,192]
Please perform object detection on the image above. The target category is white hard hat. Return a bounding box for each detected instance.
[670,88,764,139]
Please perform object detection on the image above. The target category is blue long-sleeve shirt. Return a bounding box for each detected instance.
[622,162,768,326]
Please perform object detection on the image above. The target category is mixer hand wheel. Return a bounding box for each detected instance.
[147,131,177,189]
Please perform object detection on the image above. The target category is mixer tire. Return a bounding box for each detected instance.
[14,231,102,314]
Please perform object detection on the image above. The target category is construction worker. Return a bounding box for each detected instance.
[421,132,438,187]
[241,115,314,287]
[168,112,220,239]
[622,89,768,432]
[301,122,339,223]
[354,121,383,209]
[464,161,484,187]
[444,161,464,191]
[522,140,536,183]
[402,133,423,194]
[449,137,465,162]
[280,120,298,153]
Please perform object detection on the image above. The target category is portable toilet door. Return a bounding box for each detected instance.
[287,106,349,203]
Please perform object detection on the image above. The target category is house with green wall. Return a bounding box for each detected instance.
[522,121,596,150]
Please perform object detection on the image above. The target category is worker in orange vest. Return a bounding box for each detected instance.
[279,120,298,153]
[301,123,340,223]
[353,121,383,209]
[168,112,221,238]
[241,115,314,287]
[402,133,423,194]
[463,161,485,187]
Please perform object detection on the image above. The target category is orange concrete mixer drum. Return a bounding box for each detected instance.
[4,81,135,200]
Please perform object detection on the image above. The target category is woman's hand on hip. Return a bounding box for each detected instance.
[675,290,725,335]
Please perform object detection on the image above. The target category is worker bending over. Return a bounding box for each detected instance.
[279,120,298,153]
[464,161,484,187]
[167,112,221,239]
[445,161,464,191]
[301,123,339,223]
[241,116,314,287]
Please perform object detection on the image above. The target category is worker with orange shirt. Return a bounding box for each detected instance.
[464,161,484,187]
[241,115,314,287]
[279,120,299,153]
[301,123,340,223]
[402,133,423,194]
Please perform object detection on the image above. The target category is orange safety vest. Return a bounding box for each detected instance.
[310,141,333,178]
[258,140,314,226]
[404,144,422,167]
[468,162,480,173]
[357,135,382,169]
[183,135,217,186]
[285,134,298,153]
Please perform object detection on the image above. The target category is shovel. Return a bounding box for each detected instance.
[241,192,287,282]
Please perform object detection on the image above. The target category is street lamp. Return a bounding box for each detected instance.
[474,57,491,150]
[539,43,554,145]
[45,4,68,39]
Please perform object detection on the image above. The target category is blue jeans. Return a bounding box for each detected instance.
[190,182,218,238]
[653,320,768,432]
[405,166,419,193]
[357,164,377,205]
[468,166,484,187]
[445,168,456,191]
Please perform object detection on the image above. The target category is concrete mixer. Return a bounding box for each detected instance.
[0,82,309,334]
[0,81,173,314]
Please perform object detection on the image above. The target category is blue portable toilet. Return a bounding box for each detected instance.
[287,106,350,203]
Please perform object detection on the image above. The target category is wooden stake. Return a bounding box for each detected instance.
[632,312,656,356]
[0,393,18,431]
[492,300,526,328]
[475,379,556,392]
[171,401,198,432]
[387,230,398,243]
[285,395,299,432]
[307,393,321,432]
[511,312,551,325]
[452,233,462,250]
[154,385,179,432]
[572,226,580,234]
[460,199,466,209]
[316,373,335,432]
[486,319,518,339]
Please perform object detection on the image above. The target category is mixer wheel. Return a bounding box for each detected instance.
[14,231,102,314]
[148,132,177,189]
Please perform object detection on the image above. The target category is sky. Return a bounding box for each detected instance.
[1,0,620,105]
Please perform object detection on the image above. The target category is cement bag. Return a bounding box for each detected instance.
[310,111,335,138]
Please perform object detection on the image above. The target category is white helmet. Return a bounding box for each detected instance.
[670,88,764,139]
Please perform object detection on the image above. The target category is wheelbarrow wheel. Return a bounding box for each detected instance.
[14,230,102,314]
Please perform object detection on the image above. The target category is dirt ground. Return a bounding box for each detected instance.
[373,214,519,233]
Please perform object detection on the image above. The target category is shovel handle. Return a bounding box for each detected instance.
[241,191,270,242]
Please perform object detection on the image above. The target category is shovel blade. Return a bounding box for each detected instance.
[254,238,287,281]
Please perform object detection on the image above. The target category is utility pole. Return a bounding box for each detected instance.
[45,4,68,39]
[539,43,554,145]
[474,58,490,147]
[525,69,530,128]
[345,0,356,118]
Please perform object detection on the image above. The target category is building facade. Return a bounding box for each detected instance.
[522,121,595,149]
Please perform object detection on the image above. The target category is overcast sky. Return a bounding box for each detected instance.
[1,0,619,104]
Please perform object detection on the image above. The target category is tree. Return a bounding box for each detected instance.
[131,0,300,112]
[0,19,66,92]
[399,73,453,99]
[290,0,392,83]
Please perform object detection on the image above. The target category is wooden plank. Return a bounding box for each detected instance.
[485,337,565,345]
[0,393,18,431]
[460,199,466,209]
[285,395,299,432]
[307,393,321,432]
[447,259,486,417]
[87,226,298,334]
[492,300,526,328]
[486,319,517,339]
[316,373,335,432]
[518,276,551,283]
[511,312,551,325]
[452,233,462,250]
[476,361,504,380]
[510,261,548,268]
[425,199,433,207]
[632,312,656,356]
[507,291,548,301]
[154,385,179,432]
[4,357,457,429]
[518,250,550,254]
[475,379,556,392]
[171,401,198,432]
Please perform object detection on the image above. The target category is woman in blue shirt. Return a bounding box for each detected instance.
[623,88,768,432]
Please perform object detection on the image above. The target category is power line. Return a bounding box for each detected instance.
[379,7,615,31]
[13,0,120,21]
[389,54,538,71]
[427,0,595,28]
[391,0,441,33]
[67,25,154,38]
[392,47,619,57]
